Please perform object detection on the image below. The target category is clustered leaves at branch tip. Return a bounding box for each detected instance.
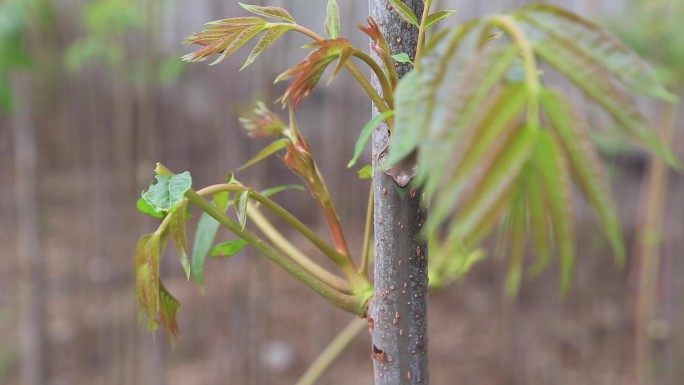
[388,3,677,292]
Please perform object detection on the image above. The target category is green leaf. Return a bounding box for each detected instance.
[533,129,575,293]
[325,0,340,38]
[516,4,676,103]
[358,165,373,179]
[238,3,295,23]
[169,205,191,279]
[210,239,249,258]
[388,0,419,26]
[191,199,228,289]
[234,190,249,231]
[424,10,457,30]
[530,27,681,170]
[238,138,288,170]
[241,25,292,70]
[542,89,625,265]
[141,171,192,213]
[348,110,395,168]
[136,197,164,219]
[391,53,413,64]
[259,184,304,198]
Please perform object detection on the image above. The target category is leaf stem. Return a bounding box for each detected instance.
[288,24,392,114]
[415,0,431,62]
[359,186,374,276]
[353,49,395,107]
[196,184,369,288]
[488,15,541,128]
[185,188,368,315]
[246,201,349,293]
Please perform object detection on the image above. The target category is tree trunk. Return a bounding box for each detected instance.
[12,73,46,385]
[368,1,429,384]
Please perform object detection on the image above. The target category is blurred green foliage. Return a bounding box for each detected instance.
[65,0,185,85]
[611,0,684,90]
[0,0,49,110]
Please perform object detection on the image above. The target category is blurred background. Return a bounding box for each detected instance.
[1,0,683,384]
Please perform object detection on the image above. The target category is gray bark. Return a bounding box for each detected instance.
[368,1,429,384]
[12,73,46,385]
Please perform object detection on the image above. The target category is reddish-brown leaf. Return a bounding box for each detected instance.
[275,38,354,108]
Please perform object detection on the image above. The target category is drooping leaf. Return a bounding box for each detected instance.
[530,30,681,169]
[238,3,295,23]
[182,17,268,65]
[348,110,395,168]
[135,233,160,331]
[515,4,676,103]
[191,198,229,289]
[210,239,249,258]
[524,166,553,278]
[426,84,527,232]
[141,171,192,213]
[241,25,293,70]
[424,10,457,30]
[387,0,419,26]
[503,190,526,297]
[158,281,180,341]
[450,125,538,245]
[275,38,354,108]
[237,138,288,170]
[533,129,575,293]
[136,197,164,219]
[542,88,625,264]
[325,0,340,38]
[169,204,191,279]
[387,29,518,167]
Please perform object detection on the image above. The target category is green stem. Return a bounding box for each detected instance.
[289,24,392,114]
[359,186,374,276]
[195,184,367,286]
[415,0,431,62]
[185,189,367,315]
[488,15,541,128]
[294,318,368,385]
[246,201,349,293]
[353,49,394,107]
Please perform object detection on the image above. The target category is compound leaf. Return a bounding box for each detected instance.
[241,25,293,70]
[516,4,676,103]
